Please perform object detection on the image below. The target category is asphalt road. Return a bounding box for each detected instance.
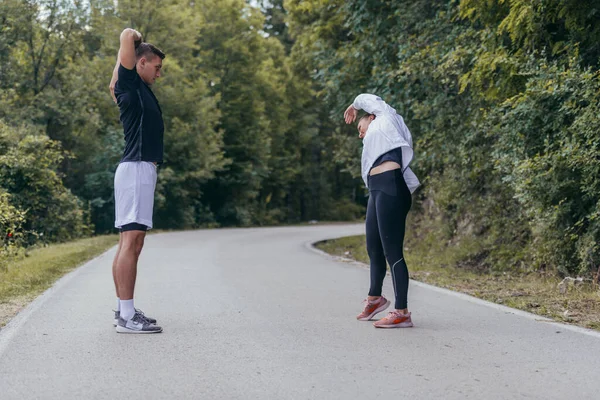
[1,224,599,399]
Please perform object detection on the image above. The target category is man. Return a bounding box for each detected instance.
[108,28,165,333]
[344,94,419,328]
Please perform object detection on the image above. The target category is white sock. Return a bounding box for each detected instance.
[116,298,120,312]
[120,299,135,320]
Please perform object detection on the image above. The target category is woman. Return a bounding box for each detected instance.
[344,94,420,328]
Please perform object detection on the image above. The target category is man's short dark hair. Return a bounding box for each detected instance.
[136,43,166,60]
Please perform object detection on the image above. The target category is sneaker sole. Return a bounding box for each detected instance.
[114,318,156,326]
[357,299,391,321]
[115,326,163,334]
[374,321,414,329]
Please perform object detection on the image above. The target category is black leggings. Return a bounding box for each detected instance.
[366,169,412,309]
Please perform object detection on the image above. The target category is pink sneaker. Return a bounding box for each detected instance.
[373,310,413,328]
[356,296,391,321]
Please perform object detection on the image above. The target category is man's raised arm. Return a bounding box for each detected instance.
[119,28,141,70]
[109,28,142,103]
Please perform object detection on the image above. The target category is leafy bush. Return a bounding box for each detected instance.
[0,191,26,272]
[0,121,90,244]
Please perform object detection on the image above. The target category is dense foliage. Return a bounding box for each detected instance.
[286,0,600,276]
[1,0,598,277]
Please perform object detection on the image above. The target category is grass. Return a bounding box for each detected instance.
[0,235,118,327]
[3,224,599,331]
[316,223,600,331]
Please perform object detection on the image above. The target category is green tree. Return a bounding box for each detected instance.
[0,120,89,243]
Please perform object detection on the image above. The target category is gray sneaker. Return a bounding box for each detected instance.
[116,311,163,334]
[113,309,157,327]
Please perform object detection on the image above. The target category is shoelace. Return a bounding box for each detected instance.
[362,298,381,310]
[385,310,406,320]
[114,309,146,315]
[131,311,151,325]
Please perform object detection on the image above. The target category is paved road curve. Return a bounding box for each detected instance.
[1,224,599,399]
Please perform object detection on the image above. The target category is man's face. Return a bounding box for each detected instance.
[137,55,162,86]
[357,116,374,139]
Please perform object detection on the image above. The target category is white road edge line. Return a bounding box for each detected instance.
[0,245,118,357]
[305,239,600,339]
[2,230,597,358]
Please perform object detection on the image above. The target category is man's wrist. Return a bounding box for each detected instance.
[120,28,141,42]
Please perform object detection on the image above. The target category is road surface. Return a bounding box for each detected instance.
[1,224,599,399]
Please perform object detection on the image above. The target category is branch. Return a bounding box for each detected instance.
[39,19,75,93]
[34,0,59,93]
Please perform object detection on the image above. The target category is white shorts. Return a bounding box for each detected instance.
[114,161,157,229]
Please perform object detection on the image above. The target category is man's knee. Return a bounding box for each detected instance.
[120,231,146,257]
[135,238,145,257]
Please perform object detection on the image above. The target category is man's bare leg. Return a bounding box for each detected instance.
[112,234,123,298]
[115,229,161,333]
[116,230,145,307]
[112,234,123,325]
